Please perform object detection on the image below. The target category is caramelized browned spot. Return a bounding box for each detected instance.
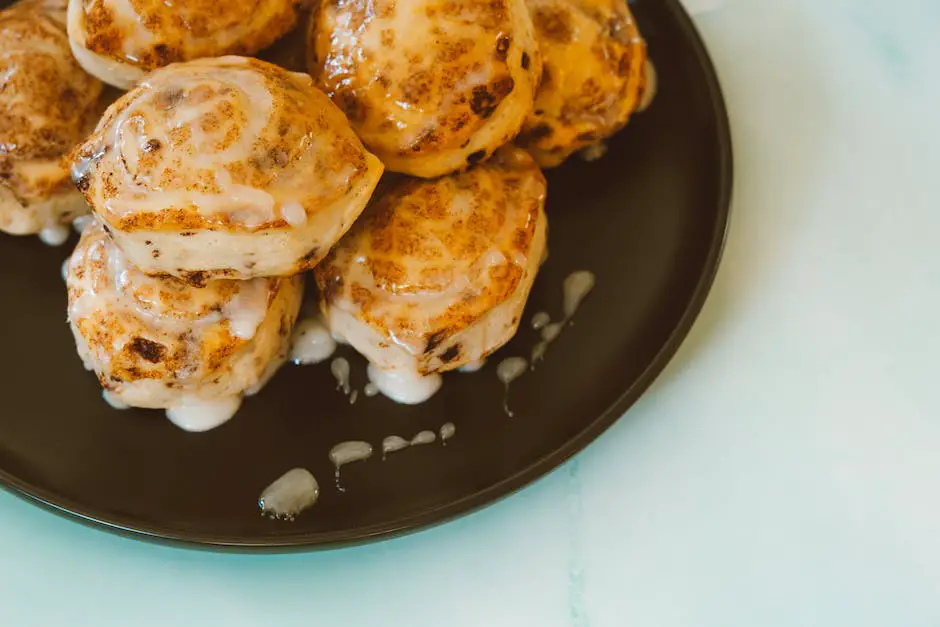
[129,337,167,363]
[470,77,515,119]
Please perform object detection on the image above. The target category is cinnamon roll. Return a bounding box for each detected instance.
[316,146,547,404]
[71,56,384,281]
[66,220,303,431]
[66,0,309,89]
[516,0,649,168]
[307,0,542,178]
[0,0,103,241]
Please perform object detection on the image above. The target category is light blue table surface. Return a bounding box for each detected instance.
[3,1,939,625]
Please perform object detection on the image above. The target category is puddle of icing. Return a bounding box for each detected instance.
[382,436,410,459]
[39,224,69,247]
[102,390,129,410]
[165,396,241,432]
[531,311,551,331]
[410,430,436,446]
[331,357,351,396]
[439,422,456,443]
[366,363,442,405]
[258,468,319,521]
[542,322,563,342]
[290,317,337,365]
[563,271,596,320]
[329,440,373,491]
[531,271,596,367]
[382,427,447,460]
[458,358,486,373]
[497,357,528,417]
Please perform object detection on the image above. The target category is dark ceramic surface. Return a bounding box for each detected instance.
[0,0,731,549]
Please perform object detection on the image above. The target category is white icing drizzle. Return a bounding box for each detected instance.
[411,430,437,446]
[458,358,487,373]
[366,363,442,405]
[67,224,279,382]
[440,422,456,443]
[90,60,283,225]
[381,436,410,459]
[349,389,359,405]
[258,468,319,521]
[542,323,563,342]
[70,143,106,187]
[364,382,380,397]
[223,279,269,340]
[102,390,129,410]
[290,317,337,365]
[563,271,597,320]
[532,271,597,367]
[497,357,528,417]
[382,428,444,459]
[531,311,551,331]
[579,142,609,163]
[531,342,548,365]
[280,200,307,227]
[165,396,241,432]
[331,357,351,396]
[61,258,71,282]
[329,440,373,491]
[39,224,69,247]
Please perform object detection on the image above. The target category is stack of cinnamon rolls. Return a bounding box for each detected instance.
[0,0,652,430]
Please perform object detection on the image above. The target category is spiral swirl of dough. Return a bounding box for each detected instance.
[67,0,309,88]
[516,0,648,168]
[307,0,542,179]
[0,0,103,235]
[67,220,303,415]
[71,56,384,280]
[316,146,547,375]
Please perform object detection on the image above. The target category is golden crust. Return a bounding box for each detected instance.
[316,146,546,358]
[72,56,374,234]
[70,0,307,72]
[307,0,542,178]
[0,2,102,203]
[517,0,647,167]
[67,221,302,400]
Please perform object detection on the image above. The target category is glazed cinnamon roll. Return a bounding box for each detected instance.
[71,56,384,281]
[16,0,67,25]
[316,146,547,404]
[66,220,303,431]
[516,0,650,168]
[307,0,542,179]
[0,0,103,242]
[66,0,309,89]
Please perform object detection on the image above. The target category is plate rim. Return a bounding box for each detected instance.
[0,0,733,551]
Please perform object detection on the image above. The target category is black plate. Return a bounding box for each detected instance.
[0,0,731,549]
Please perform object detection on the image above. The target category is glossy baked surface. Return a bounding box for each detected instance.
[0,0,730,547]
